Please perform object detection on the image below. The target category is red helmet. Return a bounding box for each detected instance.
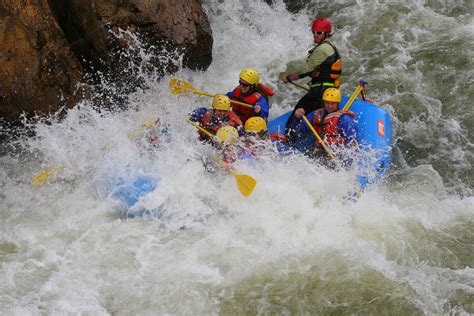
[311,18,332,33]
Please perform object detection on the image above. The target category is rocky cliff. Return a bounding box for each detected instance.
[0,0,213,124]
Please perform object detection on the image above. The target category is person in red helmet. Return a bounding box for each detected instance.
[279,17,342,143]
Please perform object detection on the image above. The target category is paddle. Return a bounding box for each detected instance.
[187,120,257,197]
[31,165,65,186]
[342,80,368,111]
[289,81,310,91]
[288,80,368,111]
[301,116,335,160]
[222,163,257,198]
[169,78,254,109]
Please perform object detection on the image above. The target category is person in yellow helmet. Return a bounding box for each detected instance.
[244,116,268,138]
[216,125,239,145]
[214,125,241,165]
[198,125,240,172]
[190,94,243,142]
[286,88,356,163]
[312,88,356,148]
[240,117,290,158]
[279,17,342,140]
[226,68,275,124]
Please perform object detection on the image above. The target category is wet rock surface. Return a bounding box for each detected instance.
[0,0,213,124]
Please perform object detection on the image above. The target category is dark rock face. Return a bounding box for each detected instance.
[0,1,83,122]
[47,0,213,72]
[0,0,213,124]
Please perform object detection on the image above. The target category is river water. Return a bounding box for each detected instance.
[1,0,473,314]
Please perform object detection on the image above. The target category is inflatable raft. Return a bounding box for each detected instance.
[105,175,158,217]
[268,96,392,190]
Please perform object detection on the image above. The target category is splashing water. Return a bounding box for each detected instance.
[1,0,473,314]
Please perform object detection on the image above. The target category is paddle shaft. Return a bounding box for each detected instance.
[188,120,214,138]
[289,81,310,91]
[193,90,215,98]
[342,85,363,111]
[343,80,367,111]
[187,120,257,197]
[171,78,253,108]
[302,116,335,160]
[288,79,367,112]
[194,90,253,108]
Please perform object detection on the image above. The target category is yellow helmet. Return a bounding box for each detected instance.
[212,94,231,111]
[322,88,341,103]
[244,117,267,133]
[239,68,260,85]
[216,126,239,144]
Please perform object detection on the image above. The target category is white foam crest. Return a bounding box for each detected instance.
[2,0,474,314]
[200,0,313,114]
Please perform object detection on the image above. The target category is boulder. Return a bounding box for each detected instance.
[48,0,213,73]
[0,0,213,123]
[0,1,83,122]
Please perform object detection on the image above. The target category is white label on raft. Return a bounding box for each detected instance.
[378,120,385,137]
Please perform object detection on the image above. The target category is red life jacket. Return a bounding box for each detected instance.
[239,146,257,158]
[313,109,354,147]
[269,133,287,143]
[231,84,274,123]
[199,109,243,140]
[221,148,237,164]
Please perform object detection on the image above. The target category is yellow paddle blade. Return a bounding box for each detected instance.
[169,78,195,95]
[31,169,52,186]
[31,165,65,186]
[231,171,257,197]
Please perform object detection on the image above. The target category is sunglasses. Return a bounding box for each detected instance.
[312,31,324,35]
[239,80,250,87]
[244,130,267,138]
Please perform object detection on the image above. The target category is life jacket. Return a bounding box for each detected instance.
[313,109,354,147]
[239,146,257,159]
[269,133,287,143]
[221,147,237,164]
[199,109,242,140]
[231,84,275,123]
[308,41,342,88]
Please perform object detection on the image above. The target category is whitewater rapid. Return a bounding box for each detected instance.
[1,0,473,314]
